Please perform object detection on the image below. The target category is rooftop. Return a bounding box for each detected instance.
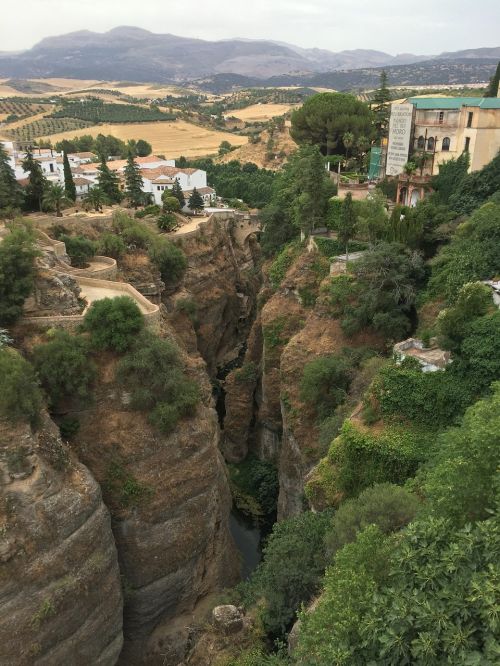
[407,97,500,110]
[105,155,165,171]
[141,166,199,180]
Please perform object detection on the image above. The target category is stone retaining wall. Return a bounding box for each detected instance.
[55,255,118,280]
[22,276,160,333]
[36,229,67,257]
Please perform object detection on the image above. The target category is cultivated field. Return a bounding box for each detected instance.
[37,119,248,158]
[230,103,299,121]
[100,82,195,98]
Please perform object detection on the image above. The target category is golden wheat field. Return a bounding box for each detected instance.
[37,119,248,158]
[230,103,299,121]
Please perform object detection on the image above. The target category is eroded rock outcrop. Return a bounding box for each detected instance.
[222,247,384,519]
[69,320,238,664]
[0,413,123,665]
[172,217,261,376]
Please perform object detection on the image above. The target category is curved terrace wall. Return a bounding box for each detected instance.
[22,275,160,333]
[55,255,118,280]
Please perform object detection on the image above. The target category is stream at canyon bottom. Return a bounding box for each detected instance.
[229,508,262,579]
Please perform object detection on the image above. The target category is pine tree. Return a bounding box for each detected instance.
[22,148,47,211]
[485,61,500,98]
[171,178,185,208]
[124,151,144,208]
[188,187,204,214]
[0,143,22,212]
[62,151,76,201]
[372,70,391,139]
[338,192,357,262]
[97,154,122,204]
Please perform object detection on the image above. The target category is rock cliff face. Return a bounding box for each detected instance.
[1,213,263,666]
[171,217,261,376]
[0,413,123,665]
[69,319,238,664]
[222,248,383,519]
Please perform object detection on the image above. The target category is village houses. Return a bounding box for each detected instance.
[1,140,215,210]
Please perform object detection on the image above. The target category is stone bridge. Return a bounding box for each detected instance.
[229,213,261,245]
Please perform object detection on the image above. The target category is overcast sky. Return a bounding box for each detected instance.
[2,0,499,54]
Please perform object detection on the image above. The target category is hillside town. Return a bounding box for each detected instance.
[0,8,500,666]
[1,140,216,212]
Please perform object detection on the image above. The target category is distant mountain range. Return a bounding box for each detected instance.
[0,27,498,83]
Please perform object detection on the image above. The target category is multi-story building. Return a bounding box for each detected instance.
[384,97,500,206]
[410,97,500,175]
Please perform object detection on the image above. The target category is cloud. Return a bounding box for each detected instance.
[1,0,499,54]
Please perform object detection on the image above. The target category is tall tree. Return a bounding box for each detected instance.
[83,187,106,212]
[42,183,70,217]
[62,151,76,201]
[97,155,122,204]
[123,151,144,208]
[338,192,357,262]
[0,224,38,325]
[343,132,354,160]
[188,187,204,214]
[291,145,334,235]
[171,178,185,208]
[0,143,22,212]
[485,60,500,97]
[290,93,374,157]
[22,148,47,211]
[372,70,391,138]
[135,139,152,157]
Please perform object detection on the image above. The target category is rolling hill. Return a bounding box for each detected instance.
[0,27,497,83]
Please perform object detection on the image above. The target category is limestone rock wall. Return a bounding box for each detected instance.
[71,326,238,664]
[172,218,261,377]
[0,414,123,665]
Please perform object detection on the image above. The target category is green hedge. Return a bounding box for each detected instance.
[329,420,434,497]
[369,360,473,428]
[315,237,367,258]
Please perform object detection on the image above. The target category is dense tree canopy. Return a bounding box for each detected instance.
[260,145,336,254]
[290,93,374,156]
[0,143,23,212]
[337,242,425,340]
[428,201,500,302]
[0,225,38,326]
[0,348,42,427]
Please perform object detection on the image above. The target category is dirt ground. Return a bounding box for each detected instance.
[35,119,247,158]
[230,103,299,121]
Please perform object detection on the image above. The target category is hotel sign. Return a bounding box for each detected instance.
[386,103,414,176]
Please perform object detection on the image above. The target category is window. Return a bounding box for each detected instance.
[442,137,450,151]
[49,163,54,173]
[438,111,444,124]
[467,112,473,128]
[417,135,425,149]
[464,137,471,152]
[427,136,435,151]
[157,186,160,191]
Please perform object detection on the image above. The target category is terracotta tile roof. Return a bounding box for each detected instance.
[69,152,96,159]
[105,155,164,171]
[185,186,215,195]
[141,166,200,180]
[73,177,93,185]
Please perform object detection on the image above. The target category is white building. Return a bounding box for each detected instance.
[73,177,93,198]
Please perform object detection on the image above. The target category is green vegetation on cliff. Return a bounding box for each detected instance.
[244,148,500,665]
[0,224,38,326]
